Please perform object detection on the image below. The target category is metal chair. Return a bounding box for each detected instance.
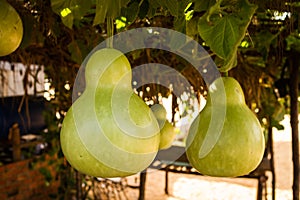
[138,128,275,200]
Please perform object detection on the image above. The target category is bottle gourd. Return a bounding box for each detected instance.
[151,104,176,150]
[60,48,160,178]
[0,0,23,56]
[186,77,265,177]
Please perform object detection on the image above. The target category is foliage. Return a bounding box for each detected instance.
[197,0,257,72]
[51,0,94,28]
[49,0,258,72]
[1,0,300,198]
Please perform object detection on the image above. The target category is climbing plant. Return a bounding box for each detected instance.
[1,0,299,199]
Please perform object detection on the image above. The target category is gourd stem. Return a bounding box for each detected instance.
[222,71,229,77]
[106,17,114,48]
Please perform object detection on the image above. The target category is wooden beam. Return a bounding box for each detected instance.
[289,50,299,200]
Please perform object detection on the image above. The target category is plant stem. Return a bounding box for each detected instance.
[106,17,114,48]
[222,71,229,77]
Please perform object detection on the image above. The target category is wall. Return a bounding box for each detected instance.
[0,61,44,97]
[0,155,59,200]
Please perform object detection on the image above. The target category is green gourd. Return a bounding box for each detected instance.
[0,0,23,56]
[60,48,160,178]
[186,77,265,177]
[151,104,176,150]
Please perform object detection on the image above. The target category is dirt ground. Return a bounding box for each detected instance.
[91,115,298,200]
[122,115,297,200]
[124,140,294,200]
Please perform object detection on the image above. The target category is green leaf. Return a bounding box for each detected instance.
[147,0,191,18]
[19,12,38,48]
[138,0,149,19]
[270,119,284,130]
[218,52,237,72]
[93,0,130,25]
[193,0,216,12]
[121,1,140,24]
[199,15,241,59]
[198,0,257,71]
[290,2,300,7]
[68,40,82,64]
[39,167,53,183]
[51,0,67,13]
[286,34,300,52]
[51,0,93,28]
[174,14,187,33]
[162,0,178,17]
[61,12,74,29]
[93,0,108,25]
[186,16,199,37]
[255,30,279,60]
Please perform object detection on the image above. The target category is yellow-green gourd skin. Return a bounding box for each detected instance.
[151,104,176,150]
[186,77,265,177]
[0,0,23,56]
[60,48,160,178]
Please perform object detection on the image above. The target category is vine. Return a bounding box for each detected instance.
[1,0,299,199]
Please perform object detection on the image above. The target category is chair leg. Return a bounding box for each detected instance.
[263,177,268,200]
[269,128,276,200]
[271,172,276,200]
[139,170,147,200]
[257,177,263,200]
[257,175,269,200]
[165,168,169,195]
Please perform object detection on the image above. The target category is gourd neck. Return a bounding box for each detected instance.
[84,48,132,89]
[206,77,245,106]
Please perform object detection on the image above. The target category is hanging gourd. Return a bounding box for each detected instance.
[60,48,161,178]
[186,77,265,177]
[151,104,176,150]
[0,0,23,56]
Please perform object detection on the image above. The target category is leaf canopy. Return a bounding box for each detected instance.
[198,0,257,71]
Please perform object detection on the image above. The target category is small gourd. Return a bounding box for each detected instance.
[60,48,160,178]
[186,77,265,177]
[151,104,176,150]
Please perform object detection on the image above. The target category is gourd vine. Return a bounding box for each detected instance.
[106,17,114,48]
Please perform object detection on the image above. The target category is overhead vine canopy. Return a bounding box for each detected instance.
[0,0,299,198]
[0,0,298,130]
[1,0,299,121]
